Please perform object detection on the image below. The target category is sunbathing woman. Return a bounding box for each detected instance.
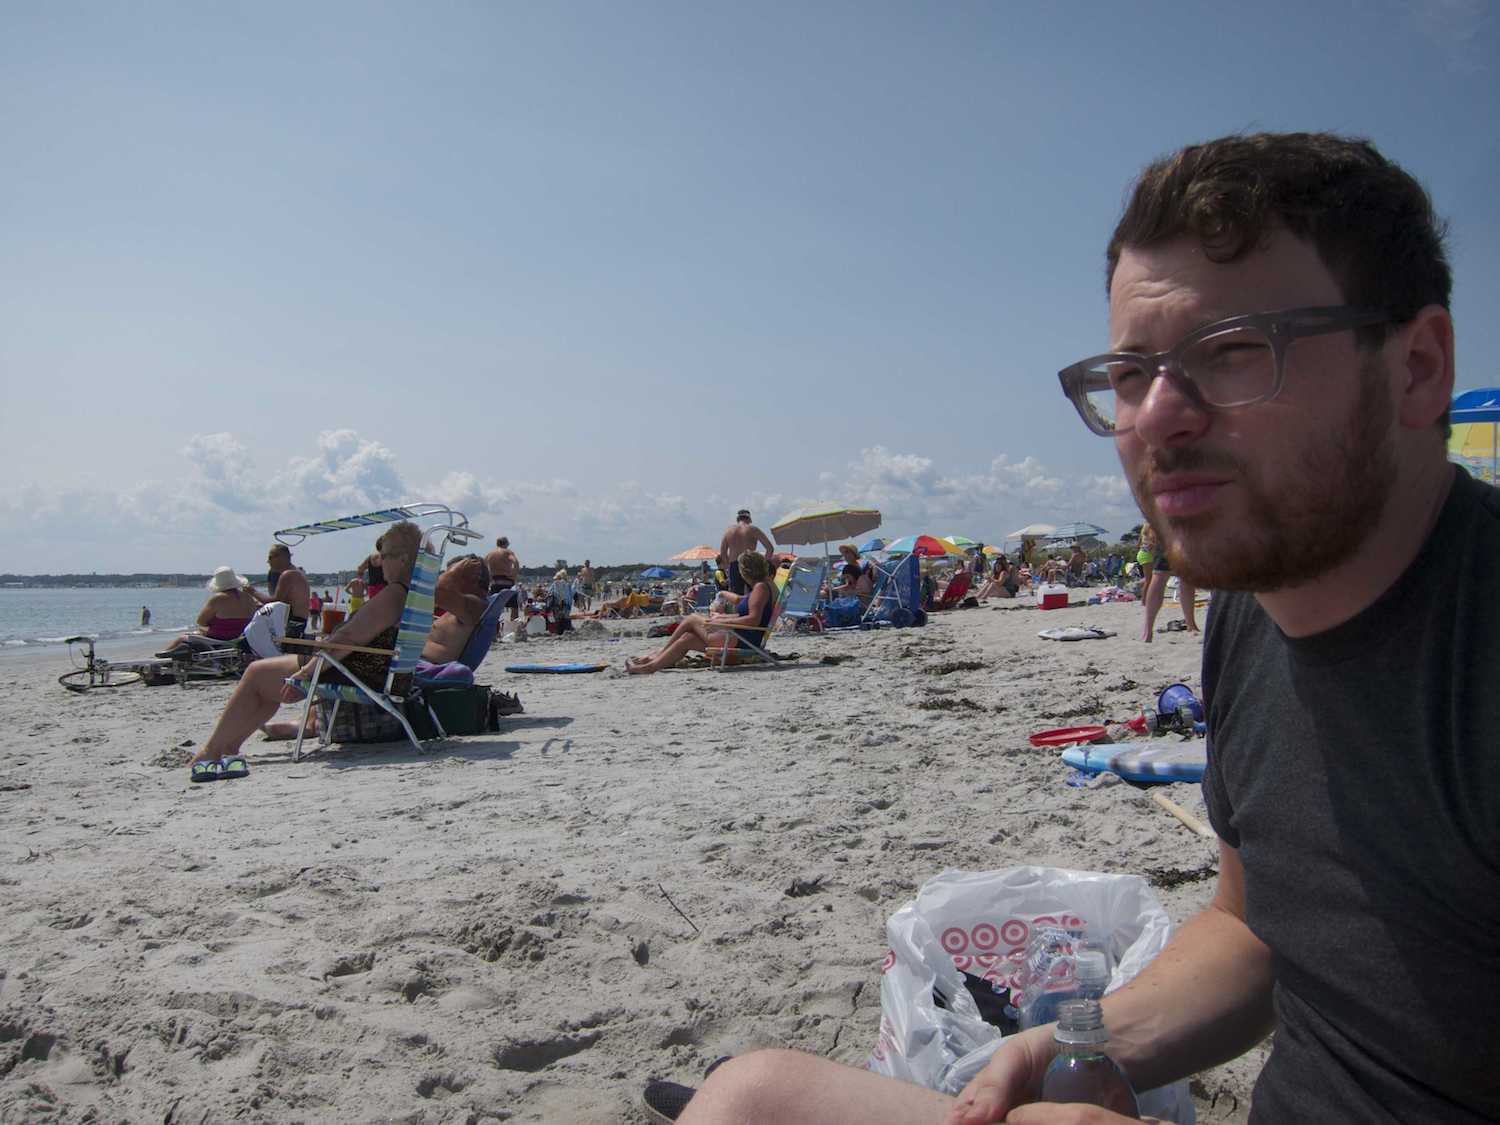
[186,521,423,780]
[626,551,774,674]
[156,566,262,656]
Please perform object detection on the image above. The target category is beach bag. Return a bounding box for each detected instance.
[330,686,497,743]
[406,684,493,738]
[866,866,1193,1123]
[328,700,407,744]
[823,596,863,629]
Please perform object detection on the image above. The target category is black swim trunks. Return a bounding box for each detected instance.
[490,576,516,595]
[727,561,746,594]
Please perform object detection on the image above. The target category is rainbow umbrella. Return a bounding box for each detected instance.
[884,534,967,557]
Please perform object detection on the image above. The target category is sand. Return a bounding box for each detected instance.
[0,596,1264,1124]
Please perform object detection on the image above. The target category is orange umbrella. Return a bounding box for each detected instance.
[670,545,719,561]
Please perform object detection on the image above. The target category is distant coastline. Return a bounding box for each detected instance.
[1,563,702,589]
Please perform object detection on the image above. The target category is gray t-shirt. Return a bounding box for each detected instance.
[1202,466,1500,1124]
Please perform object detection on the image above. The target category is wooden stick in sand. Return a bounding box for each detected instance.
[1149,789,1216,838]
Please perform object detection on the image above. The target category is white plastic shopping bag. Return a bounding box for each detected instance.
[866,865,1194,1123]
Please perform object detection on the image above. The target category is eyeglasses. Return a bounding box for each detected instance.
[1058,305,1389,437]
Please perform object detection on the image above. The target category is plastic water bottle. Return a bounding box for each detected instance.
[1040,999,1140,1118]
[1020,940,1110,1028]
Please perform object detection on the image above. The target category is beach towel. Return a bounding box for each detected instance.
[1037,626,1116,642]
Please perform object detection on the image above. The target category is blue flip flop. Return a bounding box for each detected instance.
[219,756,249,780]
[190,760,223,784]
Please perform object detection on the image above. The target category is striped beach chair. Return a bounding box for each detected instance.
[270,504,482,761]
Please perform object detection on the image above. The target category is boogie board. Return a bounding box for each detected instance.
[1060,741,1206,783]
[504,662,608,674]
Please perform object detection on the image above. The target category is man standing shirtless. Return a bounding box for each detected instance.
[718,509,776,594]
[485,536,521,621]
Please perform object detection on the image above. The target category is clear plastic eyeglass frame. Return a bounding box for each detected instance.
[1057,305,1390,436]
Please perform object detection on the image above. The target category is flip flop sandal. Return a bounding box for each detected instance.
[220,756,250,780]
[190,760,223,784]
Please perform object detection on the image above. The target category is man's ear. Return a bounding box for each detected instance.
[1394,304,1455,431]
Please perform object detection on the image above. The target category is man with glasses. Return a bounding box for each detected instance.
[656,133,1498,1125]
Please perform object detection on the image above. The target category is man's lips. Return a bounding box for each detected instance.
[1150,475,1230,517]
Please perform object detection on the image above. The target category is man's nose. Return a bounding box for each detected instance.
[1132,367,1211,448]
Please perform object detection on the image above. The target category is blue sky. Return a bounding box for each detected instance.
[4,0,1496,574]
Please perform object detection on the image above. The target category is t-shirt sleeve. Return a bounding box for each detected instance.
[1199,595,1240,847]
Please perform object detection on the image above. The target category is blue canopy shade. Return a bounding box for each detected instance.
[1452,388,1500,423]
[859,537,888,552]
[639,566,675,579]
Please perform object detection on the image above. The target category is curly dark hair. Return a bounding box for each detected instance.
[1107,132,1450,326]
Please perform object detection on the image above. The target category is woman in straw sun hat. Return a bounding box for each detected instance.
[156,565,260,655]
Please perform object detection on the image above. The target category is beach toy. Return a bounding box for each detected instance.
[1059,741,1206,784]
[503,662,608,674]
[1156,683,1203,722]
[1029,725,1108,747]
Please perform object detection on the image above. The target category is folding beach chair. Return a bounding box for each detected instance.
[710,580,790,670]
[775,557,828,634]
[271,504,481,761]
[931,568,973,611]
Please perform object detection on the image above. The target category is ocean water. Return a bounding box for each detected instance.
[0,587,219,651]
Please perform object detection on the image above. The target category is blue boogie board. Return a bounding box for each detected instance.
[503,662,608,674]
[1060,741,1206,783]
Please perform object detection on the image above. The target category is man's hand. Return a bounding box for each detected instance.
[946,1026,1056,1125]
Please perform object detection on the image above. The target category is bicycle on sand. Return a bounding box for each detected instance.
[58,635,143,692]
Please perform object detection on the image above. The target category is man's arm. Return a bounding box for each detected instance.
[754,526,776,557]
[436,585,487,625]
[951,840,1274,1124]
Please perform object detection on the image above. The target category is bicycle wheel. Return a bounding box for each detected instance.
[58,667,142,692]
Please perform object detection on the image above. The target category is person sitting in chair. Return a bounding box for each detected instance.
[422,553,493,663]
[976,554,1020,600]
[625,552,775,674]
[157,566,261,656]
[247,543,311,644]
[187,521,423,780]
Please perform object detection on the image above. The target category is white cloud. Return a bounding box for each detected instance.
[277,429,406,511]
[4,429,1144,572]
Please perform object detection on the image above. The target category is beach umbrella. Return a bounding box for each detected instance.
[944,534,979,548]
[1046,522,1109,541]
[639,566,674,579]
[859,536,888,553]
[982,545,1003,556]
[884,534,966,558]
[1449,388,1500,485]
[771,504,882,547]
[670,545,719,561]
[1005,522,1057,541]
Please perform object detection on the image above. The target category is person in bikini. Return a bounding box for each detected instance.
[626,552,775,673]
[157,566,260,655]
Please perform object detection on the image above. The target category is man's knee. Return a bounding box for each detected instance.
[688,1050,826,1119]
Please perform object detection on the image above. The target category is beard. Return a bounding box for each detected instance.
[1132,360,1397,592]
